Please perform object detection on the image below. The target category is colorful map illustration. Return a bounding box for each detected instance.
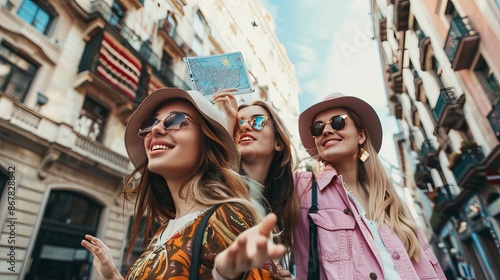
[184,52,254,96]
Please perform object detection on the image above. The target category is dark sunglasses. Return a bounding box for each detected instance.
[138,111,194,138]
[239,115,269,131]
[310,114,349,137]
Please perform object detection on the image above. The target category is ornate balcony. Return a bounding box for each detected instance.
[420,139,439,169]
[147,62,192,93]
[414,163,432,190]
[450,145,485,188]
[138,42,161,72]
[432,87,466,131]
[388,64,404,94]
[0,93,130,177]
[429,184,458,233]
[76,29,143,108]
[158,16,196,58]
[434,184,456,211]
[444,17,480,70]
[487,101,500,141]
[393,0,410,31]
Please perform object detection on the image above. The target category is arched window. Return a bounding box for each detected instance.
[26,190,102,280]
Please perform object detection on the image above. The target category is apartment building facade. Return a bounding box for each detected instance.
[371,0,500,278]
[0,0,301,279]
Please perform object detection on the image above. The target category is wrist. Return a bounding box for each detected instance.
[212,265,243,280]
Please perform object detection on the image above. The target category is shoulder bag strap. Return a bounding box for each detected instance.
[189,204,221,280]
[307,177,320,280]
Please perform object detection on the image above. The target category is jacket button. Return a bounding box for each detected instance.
[392,252,400,260]
[369,272,377,279]
[343,208,350,215]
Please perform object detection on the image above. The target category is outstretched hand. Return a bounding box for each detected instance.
[214,213,287,279]
[81,234,123,280]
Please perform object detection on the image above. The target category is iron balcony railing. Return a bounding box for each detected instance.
[451,145,484,183]
[444,16,480,70]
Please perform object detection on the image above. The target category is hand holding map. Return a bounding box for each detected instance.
[184,52,254,96]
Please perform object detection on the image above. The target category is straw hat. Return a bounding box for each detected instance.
[124,88,239,169]
[298,93,382,157]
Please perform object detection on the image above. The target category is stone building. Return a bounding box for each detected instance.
[0,0,300,279]
[371,0,500,278]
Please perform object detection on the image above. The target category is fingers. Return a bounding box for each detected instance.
[213,90,237,102]
[258,213,278,236]
[215,88,238,95]
[268,243,286,260]
[235,235,251,269]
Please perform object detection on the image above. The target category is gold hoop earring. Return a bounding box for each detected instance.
[359,147,370,163]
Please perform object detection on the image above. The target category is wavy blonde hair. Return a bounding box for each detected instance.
[122,101,258,258]
[315,108,421,260]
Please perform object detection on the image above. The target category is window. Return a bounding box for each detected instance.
[166,12,176,37]
[17,0,56,35]
[475,55,500,103]
[109,0,125,27]
[0,44,38,101]
[444,0,459,20]
[192,11,207,55]
[432,57,448,88]
[74,97,108,142]
[413,19,426,42]
[0,168,7,200]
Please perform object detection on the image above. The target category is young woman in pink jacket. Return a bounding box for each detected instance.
[216,93,447,280]
[292,93,446,279]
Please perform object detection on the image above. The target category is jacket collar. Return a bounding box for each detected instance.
[315,165,339,191]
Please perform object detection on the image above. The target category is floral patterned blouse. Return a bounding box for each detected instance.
[125,203,283,280]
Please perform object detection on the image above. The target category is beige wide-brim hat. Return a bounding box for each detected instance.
[124,88,239,169]
[299,92,383,157]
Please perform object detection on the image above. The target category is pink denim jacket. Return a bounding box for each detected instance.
[293,169,446,280]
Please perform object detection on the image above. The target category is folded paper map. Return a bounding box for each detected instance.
[184,52,254,96]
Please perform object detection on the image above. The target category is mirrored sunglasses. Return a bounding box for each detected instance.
[138,111,194,138]
[310,114,349,137]
[239,115,269,131]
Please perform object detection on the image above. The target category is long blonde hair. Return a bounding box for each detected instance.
[122,103,259,259]
[317,108,421,260]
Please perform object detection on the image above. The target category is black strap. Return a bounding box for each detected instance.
[189,204,221,280]
[307,177,320,280]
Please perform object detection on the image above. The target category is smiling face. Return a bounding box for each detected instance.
[236,105,280,164]
[143,100,202,179]
[313,107,366,164]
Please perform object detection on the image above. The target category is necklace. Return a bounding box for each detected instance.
[342,181,354,196]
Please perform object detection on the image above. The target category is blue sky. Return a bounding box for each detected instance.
[261,0,401,167]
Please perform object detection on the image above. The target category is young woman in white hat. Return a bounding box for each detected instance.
[81,88,285,279]
[216,93,446,280]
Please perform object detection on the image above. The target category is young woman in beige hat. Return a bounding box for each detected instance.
[81,88,285,279]
[216,93,446,280]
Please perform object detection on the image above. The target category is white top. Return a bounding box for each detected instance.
[345,188,402,280]
[156,209,205,246]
